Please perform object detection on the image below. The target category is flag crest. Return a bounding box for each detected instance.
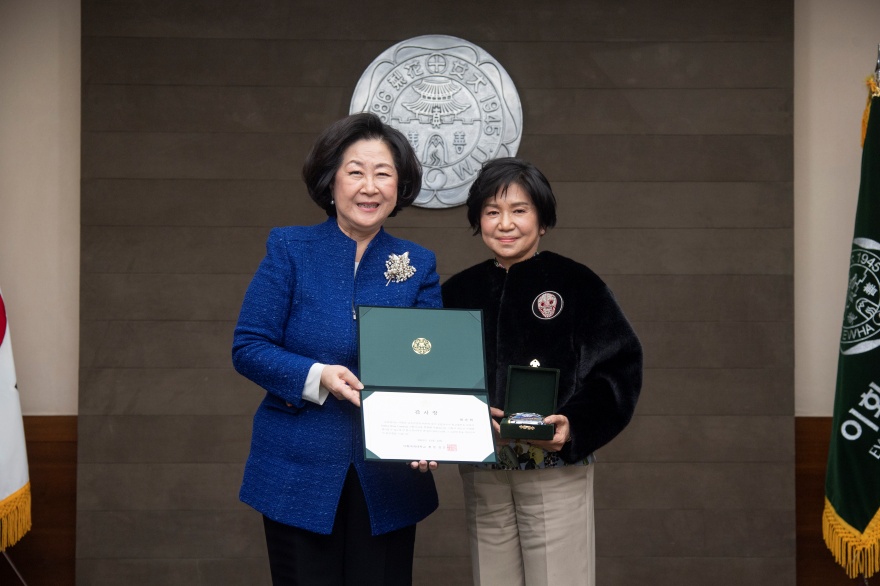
[0,288,31,550]
[823,76,880,578]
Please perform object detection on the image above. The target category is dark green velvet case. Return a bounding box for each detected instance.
[499,365,560,441]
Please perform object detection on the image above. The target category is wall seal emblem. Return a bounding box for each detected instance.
[351,35,523,208]
[841,237,880,355]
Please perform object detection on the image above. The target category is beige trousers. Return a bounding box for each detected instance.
[459,464,595,586]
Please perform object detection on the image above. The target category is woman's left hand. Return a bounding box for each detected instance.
[530,414,571,453]
[410,460,438,473]
[488,406,504,440]
[320,365,364,407]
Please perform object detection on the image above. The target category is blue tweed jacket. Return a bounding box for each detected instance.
[232,218,441,535]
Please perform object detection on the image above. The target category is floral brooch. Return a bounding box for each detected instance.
[384,252,416,285]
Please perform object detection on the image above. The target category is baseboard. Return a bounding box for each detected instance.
[0,416,77,586]
[0,415,863,586]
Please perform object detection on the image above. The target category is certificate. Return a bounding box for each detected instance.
[357,306,496,463]
[361,390,497,463]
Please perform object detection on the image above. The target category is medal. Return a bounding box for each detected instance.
[507,412,545,425]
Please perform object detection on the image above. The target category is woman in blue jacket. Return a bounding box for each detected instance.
[232,113,441,586]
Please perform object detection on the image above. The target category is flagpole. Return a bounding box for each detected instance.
[1,551,29,586]
[875,43,880,84]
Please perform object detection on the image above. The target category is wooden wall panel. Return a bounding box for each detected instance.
[81,0,791,42]
[0,418,850,585]
[0,416,76,586]
[80,0,796,583]
[795,418,869,585]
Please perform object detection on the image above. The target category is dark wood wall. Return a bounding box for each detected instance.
[0,417,76,586]
[3,417,871,584]
[79,0,796,584]
[796,418,872,586]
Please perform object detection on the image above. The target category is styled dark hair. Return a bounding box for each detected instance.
[465,157,557,234]
[302,113,422,217]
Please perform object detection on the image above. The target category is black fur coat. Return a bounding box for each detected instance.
[442,251,643,463]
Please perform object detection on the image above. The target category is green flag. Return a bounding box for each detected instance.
[823,75,880,578]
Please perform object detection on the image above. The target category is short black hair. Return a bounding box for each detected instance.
[302,113,423,217]
[465,157,557,234]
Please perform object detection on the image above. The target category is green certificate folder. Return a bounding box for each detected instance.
[357,306,497,464]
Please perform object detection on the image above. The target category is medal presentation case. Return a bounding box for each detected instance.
[499,365,560,441]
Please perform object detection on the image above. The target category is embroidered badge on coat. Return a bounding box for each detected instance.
[532,291,563,320]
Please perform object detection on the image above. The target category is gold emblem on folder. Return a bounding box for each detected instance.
[412,338,432,355]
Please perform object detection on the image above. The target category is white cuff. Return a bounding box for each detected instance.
[302,363,330,405]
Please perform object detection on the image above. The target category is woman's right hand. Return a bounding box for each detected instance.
[320,365,364,407]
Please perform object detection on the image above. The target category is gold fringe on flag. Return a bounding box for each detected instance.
[862,76,880,146]
[0,482,32,551]
[823,497,880,578]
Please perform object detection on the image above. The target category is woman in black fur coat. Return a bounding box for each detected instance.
[442,158,643,586]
